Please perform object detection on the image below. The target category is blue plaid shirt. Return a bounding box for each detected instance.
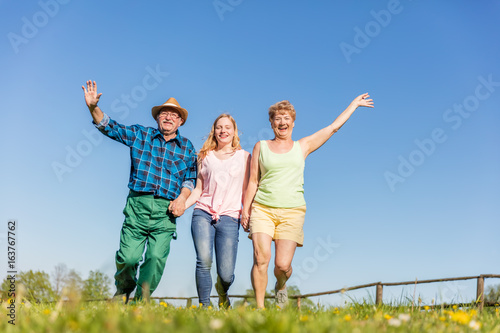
[95,113,197,200]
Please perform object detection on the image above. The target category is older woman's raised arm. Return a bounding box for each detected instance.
[299,93,373,159]
[241,142,261,231]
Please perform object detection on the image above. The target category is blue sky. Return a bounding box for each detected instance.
[1,0,499,306]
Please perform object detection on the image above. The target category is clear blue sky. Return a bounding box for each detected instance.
[1,0,499,306]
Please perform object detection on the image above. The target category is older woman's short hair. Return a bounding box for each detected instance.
[268,100,296,121]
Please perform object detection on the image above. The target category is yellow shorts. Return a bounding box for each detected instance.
[249,202,307,247]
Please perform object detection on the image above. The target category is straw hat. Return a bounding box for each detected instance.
[151,97,188,125]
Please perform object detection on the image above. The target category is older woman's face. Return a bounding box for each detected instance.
[271,111,294,139]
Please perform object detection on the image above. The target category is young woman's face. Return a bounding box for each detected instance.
[271,111,294,139]
[214,117,235,147]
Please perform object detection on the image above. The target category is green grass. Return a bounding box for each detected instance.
[1,299,499,332]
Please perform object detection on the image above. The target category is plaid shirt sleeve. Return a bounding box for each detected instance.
[93,113,141,147]
[181,140,197,192]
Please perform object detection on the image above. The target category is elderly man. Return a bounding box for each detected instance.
[82,80,197,302]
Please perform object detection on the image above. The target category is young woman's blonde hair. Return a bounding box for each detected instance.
[198,114,241,162]
[268,100,296,121]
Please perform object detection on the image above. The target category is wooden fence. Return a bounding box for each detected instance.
[151,274,500,310]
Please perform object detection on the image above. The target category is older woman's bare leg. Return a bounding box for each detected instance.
[274,239,297,291]
[251,233,273,309]
[274,239,297,290]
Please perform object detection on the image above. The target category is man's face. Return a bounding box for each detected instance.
[157,108,183,137]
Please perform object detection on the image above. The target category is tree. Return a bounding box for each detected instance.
[51,263,68,297]
[13,270,56,302]
[64,269,84,292]
[82,270,111,300]
[286,285,316,310]
[485,284,500,303]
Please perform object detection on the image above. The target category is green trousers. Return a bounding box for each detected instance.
[114,191,177,299]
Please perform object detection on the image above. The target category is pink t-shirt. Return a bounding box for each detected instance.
[194,149,248,221]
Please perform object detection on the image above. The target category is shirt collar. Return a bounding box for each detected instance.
[154,128,182,146]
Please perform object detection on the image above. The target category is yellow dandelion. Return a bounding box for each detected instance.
[43,309,51,315]
[68,320,79,330]
[208,306,213,310]
[439,316,446,322]
[191,304,197,309]
[450,311,470,325]
[452,305,458,310]
[424,305,430,311]
[299,315,309,322]
[160,301,168,308]
[384,314,392,320]
[344,314,352,321]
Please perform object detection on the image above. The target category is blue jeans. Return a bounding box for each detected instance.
[191,209,240,307]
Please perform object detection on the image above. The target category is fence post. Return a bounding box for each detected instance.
[186,298,192,308]
[476,275,484,311]
[297,297,301,310]
[376,283,383,305]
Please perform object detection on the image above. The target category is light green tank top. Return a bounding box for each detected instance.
[254,140,306,208]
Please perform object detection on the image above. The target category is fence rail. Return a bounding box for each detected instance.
[150,273,500,310]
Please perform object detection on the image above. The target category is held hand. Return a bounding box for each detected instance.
[241,210,250,232]
[82,80,102,110]
[352,93,374,109]
[168,197,187,217]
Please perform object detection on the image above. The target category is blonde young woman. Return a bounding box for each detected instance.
[241,94,374,309]
[185,114,251,308]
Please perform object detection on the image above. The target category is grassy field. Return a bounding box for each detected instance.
[1,298,499,332]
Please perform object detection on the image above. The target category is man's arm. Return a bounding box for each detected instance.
[169,143,197,217]
[82,80,104,124]
[168,187,191,217]
[82,80,141,147]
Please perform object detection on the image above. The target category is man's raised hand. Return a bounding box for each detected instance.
[82,80,102,110]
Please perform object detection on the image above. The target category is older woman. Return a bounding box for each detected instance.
[185,114,251,308]
[241,94,374,309]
